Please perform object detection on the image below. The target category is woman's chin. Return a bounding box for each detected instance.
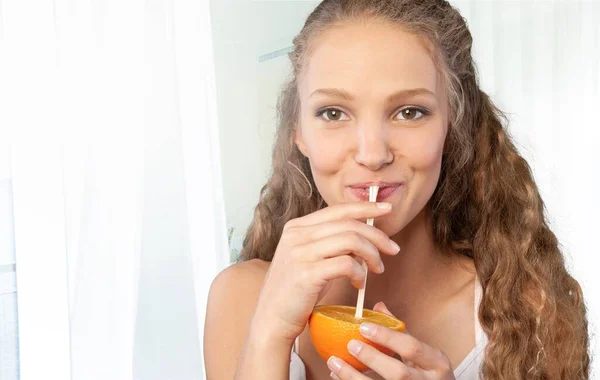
[373,214,406,237]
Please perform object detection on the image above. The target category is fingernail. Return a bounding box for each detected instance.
[379,261,385,273]
[360,322,377,337]
[390,240,401,253]
[376,202,392,210]
[347,339,363,355]
[330,372,341,380]
[327,356,343,372]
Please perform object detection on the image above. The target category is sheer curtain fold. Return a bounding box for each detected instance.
[2,0,225,380]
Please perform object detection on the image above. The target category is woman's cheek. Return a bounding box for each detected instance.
[303,130,352,205]
[305,130,352,174]
[396,127,445,170]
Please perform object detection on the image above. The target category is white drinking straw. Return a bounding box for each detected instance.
[355,185,379,319]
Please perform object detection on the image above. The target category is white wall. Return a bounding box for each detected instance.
[210,1,318,258]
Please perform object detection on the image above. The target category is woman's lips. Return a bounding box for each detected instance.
[347,184,403,201]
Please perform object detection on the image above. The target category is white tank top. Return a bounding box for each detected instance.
[289,277,488,380]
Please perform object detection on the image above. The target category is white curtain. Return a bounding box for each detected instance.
[1,1,227,380]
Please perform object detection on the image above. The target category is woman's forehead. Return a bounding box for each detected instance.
[299,21,441,103]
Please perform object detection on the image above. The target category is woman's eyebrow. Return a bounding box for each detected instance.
[308,87,437,102]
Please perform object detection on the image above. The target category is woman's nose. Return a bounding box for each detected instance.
[353,124,394,171]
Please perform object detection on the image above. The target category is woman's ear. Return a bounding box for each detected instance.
[442,122,451,155]
[294,127,308,157]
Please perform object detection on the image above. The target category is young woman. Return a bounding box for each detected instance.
[204,0,590,379]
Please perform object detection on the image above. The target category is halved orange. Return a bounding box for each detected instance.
[308,305,406,373]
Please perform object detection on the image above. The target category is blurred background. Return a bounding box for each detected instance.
[0,1,598,380]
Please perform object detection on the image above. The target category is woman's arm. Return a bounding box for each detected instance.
[203,259,293,380]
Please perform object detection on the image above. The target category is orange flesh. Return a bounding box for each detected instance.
[309,305,406,373]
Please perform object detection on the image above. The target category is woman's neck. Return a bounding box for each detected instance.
[365,206,475,312]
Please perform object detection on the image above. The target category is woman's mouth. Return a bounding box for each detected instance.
[347,183,404,201]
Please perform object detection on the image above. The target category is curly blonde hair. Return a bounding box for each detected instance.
[240,0,590,378]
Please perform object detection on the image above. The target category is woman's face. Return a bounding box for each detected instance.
[296,20,449,236]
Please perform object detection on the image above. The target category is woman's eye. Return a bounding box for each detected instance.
[315,108,349,122]
[315,106,430,122]
[395,107,430,121]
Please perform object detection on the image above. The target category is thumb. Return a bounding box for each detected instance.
[374,302,411,335]
[373,301,394,317]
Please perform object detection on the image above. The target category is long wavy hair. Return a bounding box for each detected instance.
[240,0,589,378]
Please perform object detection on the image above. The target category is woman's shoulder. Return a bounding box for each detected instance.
[208,258,271,302]
[204,259,272,378]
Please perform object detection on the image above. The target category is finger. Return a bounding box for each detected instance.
[298,232,385,274]
[327,356,369,380]
[346,339,416,380]
[306,220,400,256]
[286,201,392,229]
[358,323,451,370]
[314,255,366,289]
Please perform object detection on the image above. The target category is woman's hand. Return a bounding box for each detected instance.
[249,202,401,345]
[328,302,455,380]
